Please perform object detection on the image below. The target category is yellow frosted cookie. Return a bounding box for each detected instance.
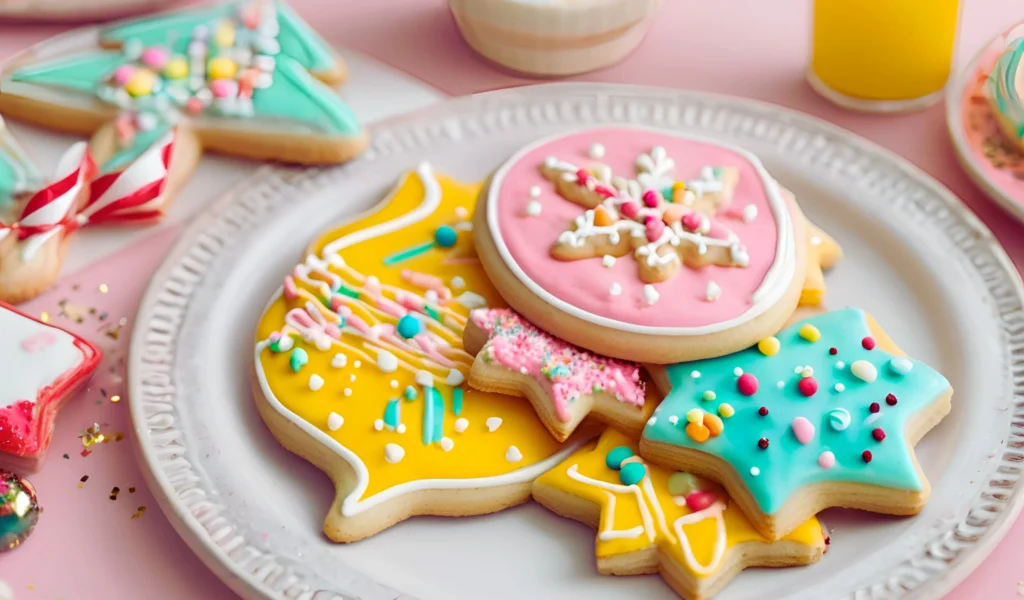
[534,429,827,600]
[253,163,590,542]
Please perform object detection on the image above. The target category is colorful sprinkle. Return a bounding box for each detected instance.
[289,348,308,372]
[606,446,634,470]
[702,390,717,402]
[872,428,886,442]
[862,337,876,350]
[619,461,647,486]
[758,406,769,416]
[703,413,724,437]
[717,403,734,418]
[829,347,838,355]
[798,377,818,397]
[869,402,880,413]
[396,314,422,339]
[686,408,704,424]
[799,324,821,342]
[685,422,711,443]
[886,393,898,406]
[862,450,873,463]
[404,386,417,401]
[889,357,913,375]
[685,490,717,511]
[758,437,769,449]
[208,56,238,80]
[737,373,758,396]
[308,374,324,391]
[757,336,780,356]
[792,416,815,445]
[850,360,877,383]
[434,225,458,248]
[818,451,836,469]
[667,472,701,496]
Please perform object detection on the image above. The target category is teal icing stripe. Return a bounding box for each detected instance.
[9,51,127,93]
[383,241,434,266]
[453,387,464,417]
[430,388,445,442]
[988,37,1024,139]
[251,55,361,136]
[422,386,434,445]
[384,399,401,430]
[275,1,338,72]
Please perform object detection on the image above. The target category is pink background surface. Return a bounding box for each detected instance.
[1,0,1024,598]
[494,127,784,329]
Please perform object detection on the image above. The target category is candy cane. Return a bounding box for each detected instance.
[78,130,175,226]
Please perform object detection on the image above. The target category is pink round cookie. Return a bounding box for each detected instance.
[475,126,807,364]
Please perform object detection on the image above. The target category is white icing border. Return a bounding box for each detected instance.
[485,125,796,336]
[254,162,585,517]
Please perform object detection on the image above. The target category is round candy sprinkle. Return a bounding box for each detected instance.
[141,46,169,69]
[717,403,735,418]
[862,450,873,463]
[758,437,769,449]
[685,490,716,512]
[828,408,851,431]
[792,416,815,445]
[818,451,836,469]
[208,56,239,80]
[750,467,761,476]
[835,361,846,369]
[703,413,724,437]
[125,69,157,97]
[872,428,886,441]
[829,347,838,355]
[605,446,634,470]
[0,471,39,552]
[397,314,423,339]
[834,383,846,392]
[886,393,898,406]
[642,189,661,208]
[737,373,758,396]
[733,367,743,376]
[889,357,913,375]
[685,422,710,443]
[645,218,665,242]
[620,201,640,218]
[702,390,716,402]
[434,225,458,248]
[691,370,701,379]
[289,347,308,372]
[869,402,880,413]
[850,360,878,383]
[758,406,769,416]
[757,336,780,356]
[686,408,704,424]
[164,57,189,79]
[113,64,135,85]
[799,324,821,342]
[662,204,686,224]
[308,374,324,391]
[619,462,646,486]
[667,472,701,496]
[862,336,876,350]
[798,377,818,397]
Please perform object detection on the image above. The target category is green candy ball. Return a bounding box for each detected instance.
[619,462,647,486]
[605,446,634,470]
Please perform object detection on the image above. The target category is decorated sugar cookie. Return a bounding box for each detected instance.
[640,308,952,540]
[254,164,591,542]
[464,307,654,441]
[474,126,836,364]
[0,302,102,473]
[534,429,826,600]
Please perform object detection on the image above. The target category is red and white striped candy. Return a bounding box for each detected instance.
[79,130,175,226]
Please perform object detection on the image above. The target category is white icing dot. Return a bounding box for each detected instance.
[425,290,439,304]
[742,204,758,223]
[385,443,405,464]
[308,374,324,391]
[609,282,622,296]
[390,380,399,388]
[349,374,357,382]
[589,143,605,159]
[529,185,541,198]
[733,367,743,377]
[793,365,804,374]
[331,353,347,368]
[315,336,331,351]
[486,417,503,432]
[705,281,721,302]
[777,381,785,389]
[835,361,846,370]
[373,419,384,431]
[440,437,454,452]
[750,467,761,476]
[454,418,469,433]
[602,255,616,268]
[834,383,845,392]
[451,276,465,289]
[643,284,660,305]
[276,335,294,352]
[354,360,362,368]
[526,200,542,216]
[397,423,407,434]
[327,412,344,431]
[668,415,679,426]
[446,368,465,386]
[343,388,352,397]
[690,370,701,379]
[506,446,523,463]
[415,370,434,387]
[376,350,398,373]
[850,360,878,383]
[647,416,657,426]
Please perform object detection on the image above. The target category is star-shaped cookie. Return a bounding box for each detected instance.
[641,308,953,539]
[534,428,827,600]
[0,301,102,473]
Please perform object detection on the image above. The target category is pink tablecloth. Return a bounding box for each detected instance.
[1,1,1023,598]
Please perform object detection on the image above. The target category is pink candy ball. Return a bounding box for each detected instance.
[645,218,665,243]
[642,189,661,208]
[210,79,234,98]
[141,47,169,69]
[682,212,703,231]
[113,65,135,85]
[620,201,640,219]
[737,373,758,396]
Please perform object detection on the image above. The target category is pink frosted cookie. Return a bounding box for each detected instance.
[464,308,655,441]
[473,127,812,364]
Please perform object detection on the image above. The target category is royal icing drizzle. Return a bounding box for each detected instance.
[470,308,645,423]
[486,127,795,333]
[254,164,585,517]
[535,429,824,579]
[987,33,1024,139]
[4,0,360,171]
[643,308,950,514]
[0,304,98,457]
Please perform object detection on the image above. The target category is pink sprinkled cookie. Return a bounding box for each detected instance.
[474,127,822,364]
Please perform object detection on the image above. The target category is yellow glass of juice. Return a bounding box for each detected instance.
[810,0,960,112]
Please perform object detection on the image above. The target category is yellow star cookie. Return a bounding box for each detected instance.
[534,429,827,600]
[253,164,589,542]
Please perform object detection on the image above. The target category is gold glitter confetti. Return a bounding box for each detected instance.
[110,395,121,403]
[110,486,120,500]
[105,317,128,340]
[131,506,147,519]
[98,283,109,294]
[80,423,106,451]
[128,487,136,494]
[39,312,49,323]
[59,302,88,323]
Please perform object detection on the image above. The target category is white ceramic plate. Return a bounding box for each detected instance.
[129,83,1024,600]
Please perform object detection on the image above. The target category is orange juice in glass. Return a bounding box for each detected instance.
[810,0,960,112]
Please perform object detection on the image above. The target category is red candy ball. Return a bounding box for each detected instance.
[886,393,898,406]
[737,373,759,396]
[869,402,880,413]
[575,168,590,183]
[862,337,876,350]
[685,490,717,512]
[862,450,873,463]
[642,189,661,208]
[620,201,640,219]
[798,377,818,397]
[872,428,886,442]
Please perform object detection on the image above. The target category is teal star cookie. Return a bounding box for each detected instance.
[640,308,952,540]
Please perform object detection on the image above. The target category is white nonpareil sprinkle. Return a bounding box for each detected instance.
[834,383,845,392]
[440,437,454,452]
[454,418,469,433]
[390,380,399,388]
[647,416,657,426]
[349,374,357,382]
[526,200,542,216]
[777,381,785,389]
[316,336,331,351]
[668,415,679,425]
[376,350,398,373]
[385,443,405,464]
[690,370,701,379]
[609,282,622,296]
[450,276,465,289]
[742,204,758,223]
[486,417,503,432]
[308,374,324,391]
[425,290,439,304]
[602,255,616,268]
[750,467,761,476]
[446,369,465,386]
[331,353,347,368]
[276,335,294,352]
[733,367,743,376]
[519,366,528,375]
[397,424,407,434]
[589,143,605,159]
[343,388,352,397]
[354,360,362,368]
[835,361,846,370]
[705,281,721,302]
[374,419,384,431]
[529,185,541,198]
[327,412,344,431]
[643,284,660,305]
[505,446,523,463]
